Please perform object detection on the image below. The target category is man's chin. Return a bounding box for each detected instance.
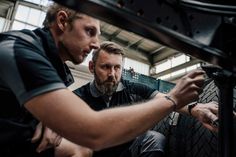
[104,84,115,88]
[74,58,85,65]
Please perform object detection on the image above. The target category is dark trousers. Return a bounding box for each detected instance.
[120,130,166,157]
[93,130,166,157]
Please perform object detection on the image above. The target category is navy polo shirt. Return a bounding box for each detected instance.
[74,79,158,157]
[0,28,74,156]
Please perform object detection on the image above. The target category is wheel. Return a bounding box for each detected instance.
[154,79,236,157]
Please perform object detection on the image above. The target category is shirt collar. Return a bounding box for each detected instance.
[33,27,74,86]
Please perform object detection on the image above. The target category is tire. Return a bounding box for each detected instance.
[154,79,236,157]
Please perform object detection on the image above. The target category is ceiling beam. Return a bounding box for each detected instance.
[127,38,144,49]
[151,58,201,78]
[151,49,178,64]
[108,29,122,41]
[101,31,151,64]
[150,46,166,55]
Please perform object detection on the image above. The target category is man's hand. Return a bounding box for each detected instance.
[31,122,62,153]
[168,70,205,110]
[55,138,93,157]
[191,101,218,132]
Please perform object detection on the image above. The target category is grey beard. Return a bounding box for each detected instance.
[95,83,118,96]
[94,70,119,96]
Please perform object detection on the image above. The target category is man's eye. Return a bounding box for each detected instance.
[86,28,95,36]
[115,66,121,70]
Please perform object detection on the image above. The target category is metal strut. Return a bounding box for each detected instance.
[203,65,236,157]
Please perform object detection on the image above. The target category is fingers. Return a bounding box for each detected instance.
[207,110,218,122]
[205,101,218,115]
[185,70,205,90]
[201,112,218,132]
[31,122,43,143]
[36,127,52,152]
[168,70,206,109]
[55,135,62,147]
[203,123,218,132]
[186,70,205,79]
[193,102,219,132]
[209,106,218,115]
[36,127,62,153]
[36,135,50,153]
[211,118,219,128]
[204,107,218,131]
[190,74,205,89]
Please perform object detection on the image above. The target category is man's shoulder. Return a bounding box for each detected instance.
[73,83,90,96]
[0,29,43,52]
[121,79,156,95]
[1,29,38,41]
[121,79,150,89]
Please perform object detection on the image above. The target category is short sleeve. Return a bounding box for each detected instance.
[0,35,66,105]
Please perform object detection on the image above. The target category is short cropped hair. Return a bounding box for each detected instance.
[43,3,79,28]
[92,41,124,63]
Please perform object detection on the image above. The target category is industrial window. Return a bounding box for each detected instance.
[124,58,149,75]
[11,4,46,30]
[0,17,5,32]
[23,0,51,6]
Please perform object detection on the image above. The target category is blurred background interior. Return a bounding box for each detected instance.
[0,0,205,91]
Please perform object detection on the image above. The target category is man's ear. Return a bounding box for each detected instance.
[56,11,68,32]
[89,61,95,74]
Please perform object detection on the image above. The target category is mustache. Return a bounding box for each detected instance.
[105,76,115,82]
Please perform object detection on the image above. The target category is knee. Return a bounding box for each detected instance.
[145,131,166,152]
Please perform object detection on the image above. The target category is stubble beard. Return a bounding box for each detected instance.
[58,40,83,65]
[94,72,119,96]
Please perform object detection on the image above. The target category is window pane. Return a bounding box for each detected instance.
[0,17,5,32]
[159,74,171,80]
[187,64,200,72]
[24,0,51,6]
[155,60,171,73]
[124,58,149,75]
[15,4,46,27]
[11,21,26,30]
[27,8,41,26]
[172,54,188,67]
[25,24,37,30]
[171,69,185,77]
[15,5,30,22]
[40,0,51,6]
[39,12,46,26]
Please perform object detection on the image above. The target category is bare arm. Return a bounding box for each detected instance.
[25,70,205,150]
[25,89,174,150]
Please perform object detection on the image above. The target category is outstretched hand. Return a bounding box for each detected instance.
[168,70,205,110]
[31,122,62,153]
[191,101,218,132]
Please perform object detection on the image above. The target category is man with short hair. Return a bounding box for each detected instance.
[54,41,218,157]
[74,41,166,157]
[0,2,215,157]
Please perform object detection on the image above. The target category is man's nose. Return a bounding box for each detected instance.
[91,37,100,50]
[108,67,115,76]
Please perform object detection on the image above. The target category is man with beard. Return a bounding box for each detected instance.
[73,41,167,157]
[0,2,216,157]
[54,41,218,157]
